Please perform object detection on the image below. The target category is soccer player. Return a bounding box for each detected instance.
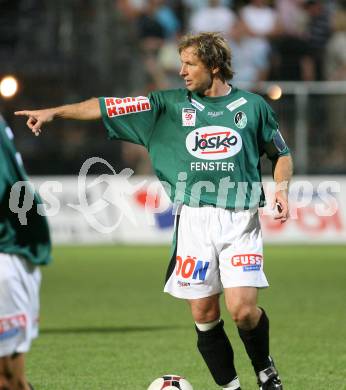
[0,114,52,390]
[15,32,293,390]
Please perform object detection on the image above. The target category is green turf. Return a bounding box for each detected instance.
[27,245,346,390]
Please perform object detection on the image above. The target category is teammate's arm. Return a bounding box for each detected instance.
[15,98,100,134]
[272,155,293,223]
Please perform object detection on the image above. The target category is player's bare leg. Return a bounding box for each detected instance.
[188,294,241,390]
[0,354,31,390]
[225,287,282,389]
[0,356,12,389]
[224,287,261,330]
[188,294,220,323]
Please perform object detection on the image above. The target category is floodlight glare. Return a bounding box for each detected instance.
[267,84,282,100]
[0,75,19,98]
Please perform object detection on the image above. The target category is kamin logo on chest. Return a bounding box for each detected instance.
[105,96,151,117]
[186,125,242,160]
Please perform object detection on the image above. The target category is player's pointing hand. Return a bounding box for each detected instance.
[14,108,55,136]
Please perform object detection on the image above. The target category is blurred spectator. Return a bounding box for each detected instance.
[239,0,283,39]
[272,0,314,80]
[157,32,184,88]
[276,0,307,36]
[137,1,165,45]
[324,1,346,170]
[135,0,166,91]
[183,0,232,11]
[154,0,180,39]
[188,0,236,36]
[303,0,332,80]
[118,0,180,38]
[325,1,346,80]
[116,0,145,20]
[229,20,270,86]
[232,0,282,83]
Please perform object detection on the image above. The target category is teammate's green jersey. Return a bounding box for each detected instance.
[0,115,51,265]
[99,86,290,209]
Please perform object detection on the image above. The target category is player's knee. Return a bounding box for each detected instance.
[193,310,220,324]
[229,305,255,328]
[190,303,220,323]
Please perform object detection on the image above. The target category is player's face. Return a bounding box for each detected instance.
[179,47,214,93]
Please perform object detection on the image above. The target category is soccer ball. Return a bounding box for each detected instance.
[147,374,193,390]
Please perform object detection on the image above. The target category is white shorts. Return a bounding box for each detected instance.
[164,205,269,300]
[0,253,41,357]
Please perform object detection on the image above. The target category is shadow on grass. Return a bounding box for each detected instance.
[40,325,188,335]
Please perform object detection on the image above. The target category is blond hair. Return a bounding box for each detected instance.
[178,32,234,81]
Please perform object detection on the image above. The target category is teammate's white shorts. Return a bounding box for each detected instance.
[0,253,41,357]
[164,205,269,300]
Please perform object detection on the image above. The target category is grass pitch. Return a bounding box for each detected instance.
[27,245,346,390]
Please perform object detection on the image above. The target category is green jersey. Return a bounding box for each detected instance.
[99,86,290,209]
[0,115,51,265]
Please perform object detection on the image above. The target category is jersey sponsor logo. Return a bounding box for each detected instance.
[226,97,247,112]
[231,254,262,272]
[182,108,196,126]
[0,314,27,341]
[104,96,151,118]
[208,111,224,117]
[234,111,247,129]
[177,280,191,287]
[190,98,205,111]
[176,256,210,281]
[186,126,242,160]
[190,161,235,171]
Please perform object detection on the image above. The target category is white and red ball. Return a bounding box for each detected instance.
[147,374,193,390]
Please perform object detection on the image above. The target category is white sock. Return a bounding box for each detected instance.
[195,318,220,332]
[222,376,240,390]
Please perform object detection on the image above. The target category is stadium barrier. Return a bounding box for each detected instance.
[27,175,346,245]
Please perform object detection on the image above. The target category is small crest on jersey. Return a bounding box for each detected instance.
[182,108,196,126]
[105,96,151,118]
[190,98,205,112]
[234,111,247,129]
[226,97,247,112]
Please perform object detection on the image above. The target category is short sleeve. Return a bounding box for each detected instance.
[258,99,290,160]
[99,93,160,148]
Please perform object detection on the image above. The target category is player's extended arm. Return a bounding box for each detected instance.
[272,155,293,223]
[15,97,101,135]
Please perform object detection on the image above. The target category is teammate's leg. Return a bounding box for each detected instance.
[188,294,240,390]
[0,356,11,389]
[0,353,31,390]
[10,353,31,390]
[0,255,40,390]
[225,287,282,389]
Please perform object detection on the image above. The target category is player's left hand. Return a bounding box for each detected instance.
[273,190,289,223]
